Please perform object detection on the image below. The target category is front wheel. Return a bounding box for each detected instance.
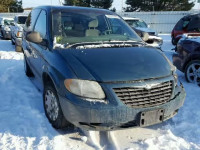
[43,83,70,129]
[171,36,177,45]
[185,60,200,86]
[11,39,15,45]
[24,56,33,77]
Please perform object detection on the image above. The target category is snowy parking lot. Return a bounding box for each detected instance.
[0,35,200,150]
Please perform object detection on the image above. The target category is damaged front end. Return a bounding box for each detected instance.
[59,76,186,131]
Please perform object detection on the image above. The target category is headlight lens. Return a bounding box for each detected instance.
[4,26,10,31]
[64,79,105,99]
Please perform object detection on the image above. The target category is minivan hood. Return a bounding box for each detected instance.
[58,47,172,82]
[16,24,24,31]
[135,27,156,34]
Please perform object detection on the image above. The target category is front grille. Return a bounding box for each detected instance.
[113,81,173,108]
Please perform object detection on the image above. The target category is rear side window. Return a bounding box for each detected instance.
[174,19,184,30]
[18,16,27,24]
[25,9,41,31]
[34,10,47,39]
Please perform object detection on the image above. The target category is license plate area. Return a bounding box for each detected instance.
[139,109,164,127]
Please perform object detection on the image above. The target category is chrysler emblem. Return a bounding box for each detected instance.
[134,83,161,90]
[144,83,160,90]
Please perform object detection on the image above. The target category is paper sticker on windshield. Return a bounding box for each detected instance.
[106,15,120,19]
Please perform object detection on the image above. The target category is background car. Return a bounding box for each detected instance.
[0,17,14,39]
[173,33,200,86]
[123,17,163,49]
[171,13,200,45]
[10,15,28,52]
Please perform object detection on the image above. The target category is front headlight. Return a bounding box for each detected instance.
[4,26,10,31]
[64,79,105,99]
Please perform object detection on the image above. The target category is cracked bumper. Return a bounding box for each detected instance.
[59,85,186,131]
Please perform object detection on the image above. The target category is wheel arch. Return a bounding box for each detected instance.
[183,55,200,72]
[42,72,56,89]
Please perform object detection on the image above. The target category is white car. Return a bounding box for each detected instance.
[10,15,28,52]
[123,17,163,49]
[0,17,14,39]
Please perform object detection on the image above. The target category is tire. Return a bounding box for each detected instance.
[185,60,200,86]
[15,45,22,52]
[43,82,70,129]
[171,36,177,45]
[24,56,33,77]
[11,39,15,45]
[1,31,5,39]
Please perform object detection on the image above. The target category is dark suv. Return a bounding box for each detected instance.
[23,6,186,131]
[173,34,200,86]
[171,13,200,45]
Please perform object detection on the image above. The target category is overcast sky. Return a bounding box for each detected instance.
[22,0,200,11]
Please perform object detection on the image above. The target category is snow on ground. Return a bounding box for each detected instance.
[0,41,93,150]
[0,36,199,150]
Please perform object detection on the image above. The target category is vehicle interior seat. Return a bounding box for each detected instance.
[74,24,85,37]
[63,21,74,36]
[85,19,100,37]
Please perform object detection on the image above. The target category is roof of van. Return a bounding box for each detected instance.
[33,5,114,14]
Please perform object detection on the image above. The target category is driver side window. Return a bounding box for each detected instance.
[109,18,123,34]
[34,10,47,39]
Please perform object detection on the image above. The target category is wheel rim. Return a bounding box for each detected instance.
[186,63,200,86]
[44,90,59,121]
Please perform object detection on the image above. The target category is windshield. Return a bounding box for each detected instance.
[4,19,14,25]
[18,16,27,24]
[126,19,148,28]
[52,10,141,48]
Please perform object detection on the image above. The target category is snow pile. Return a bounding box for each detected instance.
[0,40,92,150]
[0,51,23,60]
[138,130,198,150]
[76,43,134,49]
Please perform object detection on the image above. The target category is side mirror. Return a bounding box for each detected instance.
[26,31,48,47]
[26,31,43,43]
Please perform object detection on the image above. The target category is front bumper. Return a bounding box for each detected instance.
[15,37,22,46]
[173,49,189,73]
[173,53,184,72]
[3,31,11,39]
[59,78,186,131]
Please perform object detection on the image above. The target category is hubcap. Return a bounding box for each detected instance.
[187,63,200,86]
[45,90,59,121]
